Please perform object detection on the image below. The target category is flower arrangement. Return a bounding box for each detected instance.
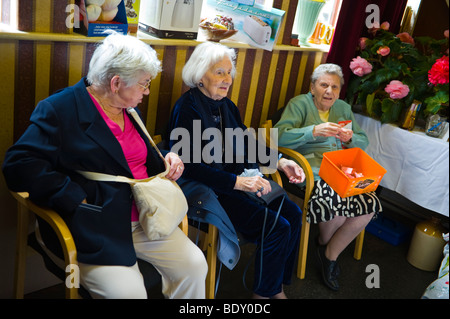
[346,22,449,123]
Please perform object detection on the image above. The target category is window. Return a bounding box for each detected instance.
[0,0,18,28]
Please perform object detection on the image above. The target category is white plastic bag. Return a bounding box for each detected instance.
[422,233,449,299]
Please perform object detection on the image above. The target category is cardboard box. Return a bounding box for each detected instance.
[75,0,128,37]
[138,0,203,39]
[319,148,386,198]
[201,0,285,51]
[125,0,141,33]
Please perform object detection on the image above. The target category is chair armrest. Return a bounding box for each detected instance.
[261,120,315,210]
[10,192,78,268]
[179,215,188,236]
[277,147,314,208]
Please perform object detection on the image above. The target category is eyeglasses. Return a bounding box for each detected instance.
[137,80,151,91]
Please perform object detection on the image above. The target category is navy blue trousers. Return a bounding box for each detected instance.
[216,190,302,297]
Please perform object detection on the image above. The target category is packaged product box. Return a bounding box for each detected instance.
[229,0,256,5]
[138,0,204,39]
[125,0,140,33]
[74,0,128,37]
[201,0,285,51]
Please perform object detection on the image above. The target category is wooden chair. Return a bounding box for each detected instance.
[11,135,188,299]
[12,191,189,299]
[261,120,365,279]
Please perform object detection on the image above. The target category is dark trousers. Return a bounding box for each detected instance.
[217,191,302,297]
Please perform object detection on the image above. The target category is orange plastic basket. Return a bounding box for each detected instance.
[319,148,387,198]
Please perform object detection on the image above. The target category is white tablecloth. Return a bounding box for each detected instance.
[354,113,449,217]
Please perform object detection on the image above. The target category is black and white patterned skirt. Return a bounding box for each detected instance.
[307,179,382,224]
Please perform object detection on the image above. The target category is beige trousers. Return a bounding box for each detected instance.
[78,223,208,299]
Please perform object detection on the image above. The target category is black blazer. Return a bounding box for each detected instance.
[2,78,165,266]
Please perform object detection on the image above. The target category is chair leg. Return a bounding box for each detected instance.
[297,220,310,279]
[353,229,365,260]
[205,224,218,299]
[14,203,29,299]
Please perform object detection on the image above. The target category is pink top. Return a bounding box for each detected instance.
[89,93,148,222]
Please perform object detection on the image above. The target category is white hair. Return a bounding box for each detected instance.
[311,63,345,87]
[87,31,161,90]
[182,41,236,88]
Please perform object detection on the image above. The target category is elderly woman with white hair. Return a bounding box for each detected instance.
[168,41,305,299]
[275,63,382,291]
[2,32,207,299]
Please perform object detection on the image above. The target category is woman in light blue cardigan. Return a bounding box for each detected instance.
[275,64,382,291]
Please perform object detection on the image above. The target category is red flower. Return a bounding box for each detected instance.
[428,56,449,85]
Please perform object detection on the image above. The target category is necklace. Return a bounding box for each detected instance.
[88,86,124,130]
[88,87,123,117]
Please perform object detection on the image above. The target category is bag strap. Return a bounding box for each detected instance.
[76,170,158,184]
[126,107,170,176]
[77,107,170,183]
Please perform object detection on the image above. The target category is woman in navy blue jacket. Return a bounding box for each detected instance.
[168,42,305,299]
[2,32,207,299]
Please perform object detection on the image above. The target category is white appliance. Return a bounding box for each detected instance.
[139,0,202,39]
[139,0,160,27]
[171,0,195,29]
[243,15,272,45]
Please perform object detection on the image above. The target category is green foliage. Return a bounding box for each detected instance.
[346,28,449,123]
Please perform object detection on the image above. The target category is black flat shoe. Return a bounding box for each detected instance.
[316,242,340,291]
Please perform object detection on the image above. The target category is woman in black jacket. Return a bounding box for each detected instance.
[2,32,207,299]
[168,41,305,299]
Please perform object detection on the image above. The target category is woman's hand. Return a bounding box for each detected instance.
[277,158,305,184]
[313,122,353,143]
[313,122,342,138]
[234,176,271,197]
[336,127,353,143]
[164,152,184,181]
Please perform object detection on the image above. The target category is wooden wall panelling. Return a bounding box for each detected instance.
[145,46,164,137]
[4,37,327,141]
[15,40,35,141]
[0,39,16,160]
[18,0,73,33]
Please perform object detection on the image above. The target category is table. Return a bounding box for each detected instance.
[354,113,449,217]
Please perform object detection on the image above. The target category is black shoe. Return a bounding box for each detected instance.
[316,241,340,291]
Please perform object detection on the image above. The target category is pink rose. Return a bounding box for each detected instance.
[384,80,410,99]
[350,56,373,77]
[377,46,390,56]
[396,32,415,46]
[380,21,390,31]
[444,30,449,38]
[359,37,368,50]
